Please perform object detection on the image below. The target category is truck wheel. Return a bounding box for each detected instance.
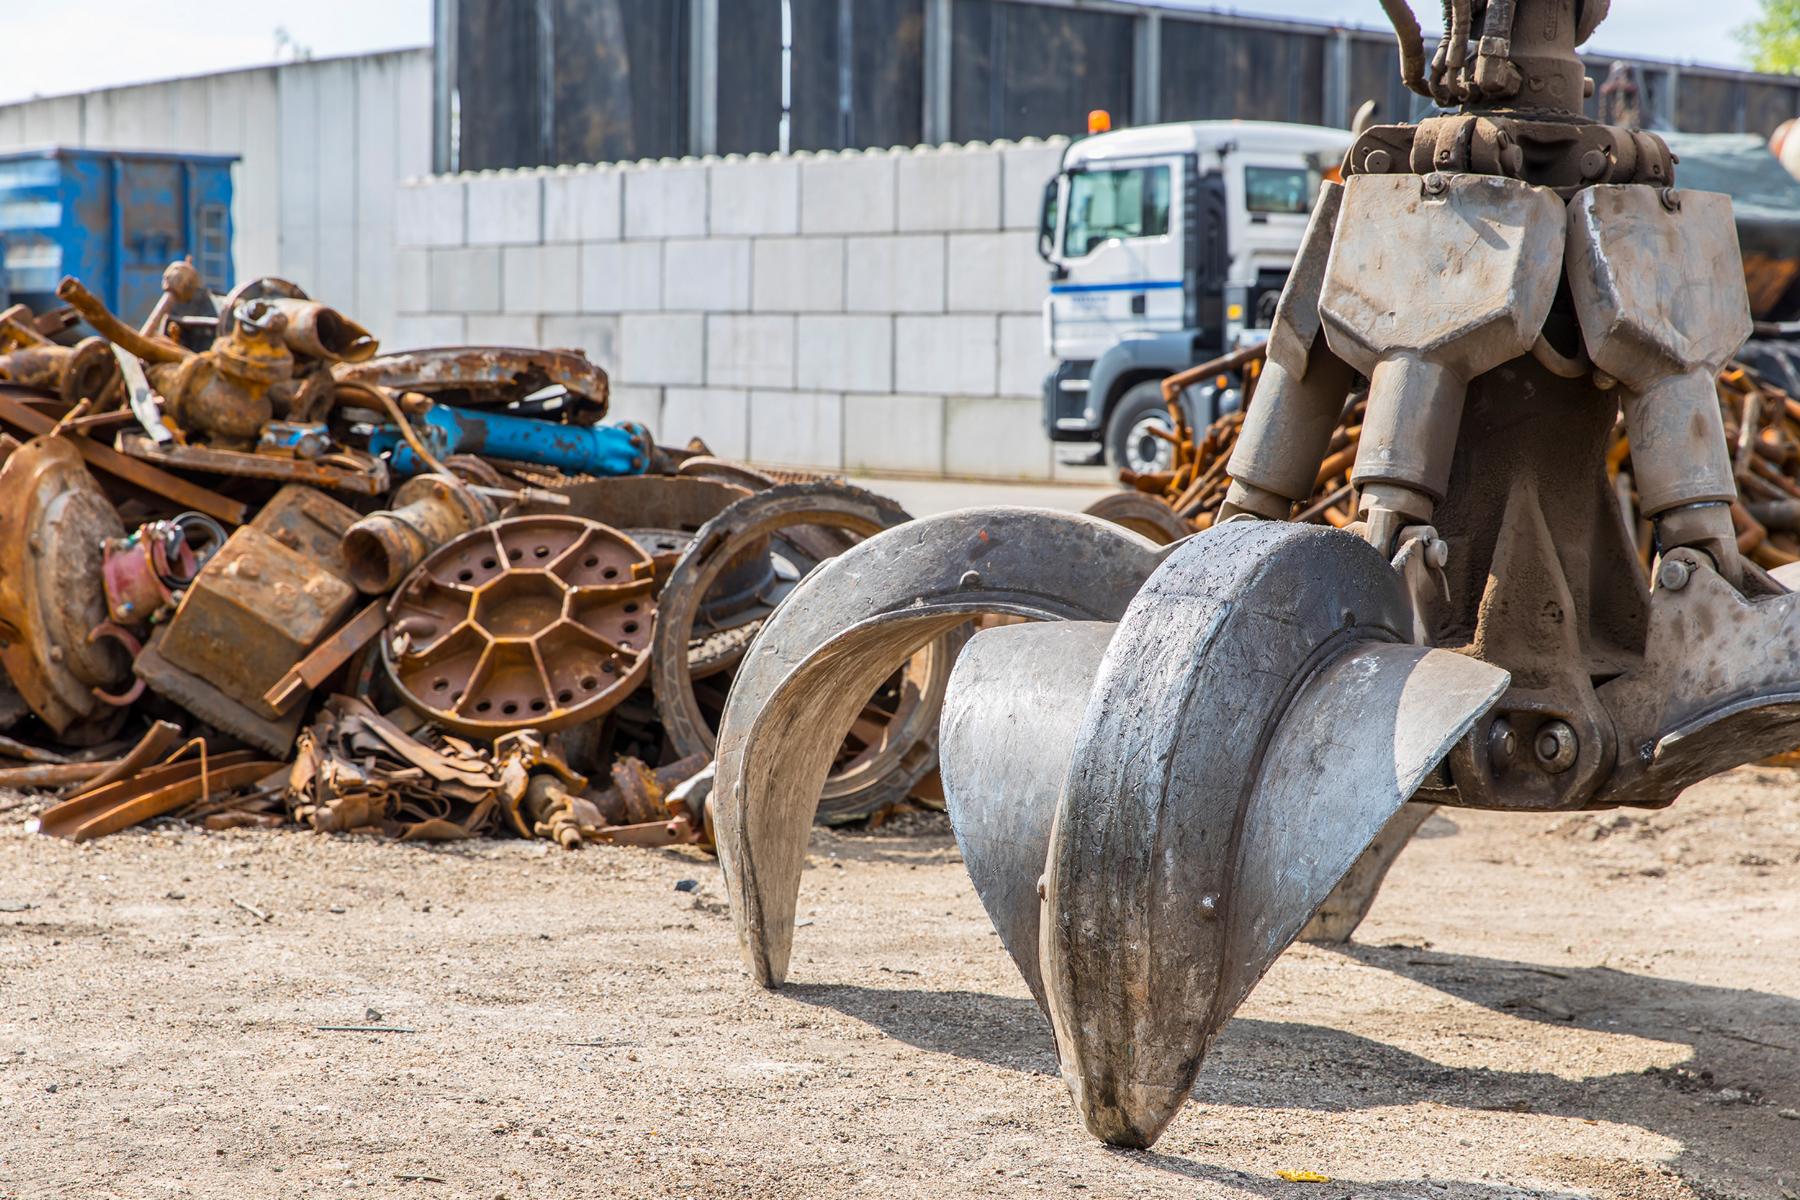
[1105,381,1175,475]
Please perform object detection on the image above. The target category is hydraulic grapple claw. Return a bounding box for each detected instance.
[1037,523,1507,1146]
[711,507,1164,986]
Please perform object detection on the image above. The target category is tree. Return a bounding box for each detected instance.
[1741,0,1800,73]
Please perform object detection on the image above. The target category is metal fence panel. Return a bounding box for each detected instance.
[718,0,784,154]
[1160,19,1326,126]
[950,0,1134,143]
[553,0,688,164]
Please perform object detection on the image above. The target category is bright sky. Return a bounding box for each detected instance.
[0,0,1770,107]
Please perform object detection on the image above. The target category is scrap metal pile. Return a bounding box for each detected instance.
[0,261,946,845]
[1099,342,1800,573]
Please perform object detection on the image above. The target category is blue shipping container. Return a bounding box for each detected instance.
[0,146,236,326]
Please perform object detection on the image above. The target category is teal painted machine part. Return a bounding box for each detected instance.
[369,403,653,477]
[0,146,236,326]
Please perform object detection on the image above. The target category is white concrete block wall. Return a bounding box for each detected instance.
[398,136,1072,481]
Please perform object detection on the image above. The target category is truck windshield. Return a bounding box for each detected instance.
[1244,166,1312,214]
[1064,165,1170,257]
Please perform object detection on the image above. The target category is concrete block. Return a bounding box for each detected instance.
[999,314,1053,397]
[428,246,501,313]
[752,237,845,313]
[395,247,429,312]
[466,314,540,344]
[396,177,464,247]
[623,163,709,239]
[749,391,843,469]
[663,239,752,312]
[800,152,896,235]
[796,315,892,394]
[465,172,543,245]
[706,315,795,389]
[894,315,997,396]
[544,167,622,242]
[1002,139,1068,230]
[503,245,580,314]
[388,314,465,349]
[897,148,1002,233]
[541,315,621,370]
[580,241,663,313]
[609,388,662,431]
[606,384,662,431]
[710,157,800,237]
[662,388,749,458]
[844,394,945,475]
[945,395,1052,479]
[619,313,706,387]
[845,235,945,314]
[947,231,1048,314]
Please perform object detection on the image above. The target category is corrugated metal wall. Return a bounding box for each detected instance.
[0,49,432,339]
[445,0,1800,169]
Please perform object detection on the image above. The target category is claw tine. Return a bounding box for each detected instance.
[941,621,1117,1012]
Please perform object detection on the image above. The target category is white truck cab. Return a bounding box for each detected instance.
[1038,120,1355,472]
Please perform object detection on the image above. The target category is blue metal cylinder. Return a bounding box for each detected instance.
[370,403,651,476]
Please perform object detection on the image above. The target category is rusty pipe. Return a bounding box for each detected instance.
[341,473,497,594]
[262,299,378,364]
[55,277,188,365]
[0,337,119,406]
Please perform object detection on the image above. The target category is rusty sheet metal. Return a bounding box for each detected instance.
[263,601,389,716]
[0,388,247,524]
[153,526,358,721]
[117,432,390,496]
[334,346,608,410]
[36,749,271,840]
[247,485,363,585]
[382,516,656,737]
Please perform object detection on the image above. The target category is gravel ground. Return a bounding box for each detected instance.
[0,769,1796,1199]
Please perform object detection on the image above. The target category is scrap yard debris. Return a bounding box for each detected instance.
[1096,341,1800,574]
[0,260,946,846]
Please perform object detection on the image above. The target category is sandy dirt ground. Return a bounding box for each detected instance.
[0,768,1796,1200]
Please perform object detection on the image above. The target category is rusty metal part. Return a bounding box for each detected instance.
[55,276,187,365]
[520,753,711,849]
[261,298,377,363]
[38,749,278,841]
[675,456,778,492]
[132,627,308,755]
[116,432,390,496]
[651,481,955,824]
[138,259,203,339]
[383,515,656,737]
[1080,491,1193,545]
[263,600,389,716]
[74,720,184,794]
[342,473,498,594]
[0,435,131,735]
[100,513,220,627]
[248,485,362,584]
[0,337,118,406]
[146,525,358,722]
[86,622,146,706]
[288,696,536,839]
[333,346,609,416]
[712,507,1165,989]
[0,388,245,524]
[0,760,121,789]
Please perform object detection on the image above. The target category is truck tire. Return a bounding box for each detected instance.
[1104,381,1175,475]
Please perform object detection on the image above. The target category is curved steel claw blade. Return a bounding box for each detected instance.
[939,620,1117,1012]
[712,507,1164,987]
[1042,522,1509,1147]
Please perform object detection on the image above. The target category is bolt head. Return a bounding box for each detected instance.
[1534,719,1579,774]
[1488,718,1518,766]
[1363,148,1393,174]
[1580,149,1607,179]
[1423,172,1448,194]
[1657,557,1692,591]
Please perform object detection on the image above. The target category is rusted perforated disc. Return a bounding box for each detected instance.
[383,515,656,738]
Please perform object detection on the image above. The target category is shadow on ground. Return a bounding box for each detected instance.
[789,946,1800,1198]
